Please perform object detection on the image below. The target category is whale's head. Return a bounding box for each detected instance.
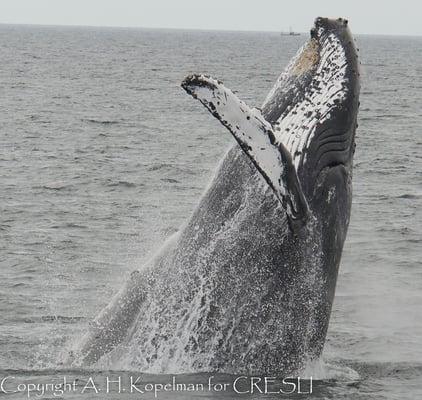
[182,17,360,233]
[263,17,360,207]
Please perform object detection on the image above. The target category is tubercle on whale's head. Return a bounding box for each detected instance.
[311,17,350,37]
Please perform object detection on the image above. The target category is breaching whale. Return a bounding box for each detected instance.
[69,17,360,374]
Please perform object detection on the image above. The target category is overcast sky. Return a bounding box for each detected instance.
[0,0,421,36]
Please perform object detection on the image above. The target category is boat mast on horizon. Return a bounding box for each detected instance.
[281,26,301,36]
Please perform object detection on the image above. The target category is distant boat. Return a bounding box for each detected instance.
[281,26,301,36]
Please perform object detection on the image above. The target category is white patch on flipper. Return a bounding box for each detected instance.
[188,77,288,199]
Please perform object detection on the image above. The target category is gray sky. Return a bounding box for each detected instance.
[0,0,421,36]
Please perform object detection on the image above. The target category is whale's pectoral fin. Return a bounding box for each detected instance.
[182,74,309,232]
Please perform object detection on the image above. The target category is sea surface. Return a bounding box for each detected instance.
[0,24,421,399]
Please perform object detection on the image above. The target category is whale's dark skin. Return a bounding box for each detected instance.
[70,18,360,374]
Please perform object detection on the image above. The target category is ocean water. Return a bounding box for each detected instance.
[0,24,421,399]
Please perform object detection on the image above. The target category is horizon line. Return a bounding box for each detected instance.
[0,21,421,38]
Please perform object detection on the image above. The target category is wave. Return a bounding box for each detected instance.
[396,193,422,199]
[51,223,87,229]
[4,315,84,325]
[41,315,84,324]
[106,180,137,188]
[34,182,72,191]
[132,87,157,92]
[147,163,174,172]
[160,178,180,183]
[344,360,422,380]
[82,118,120,125]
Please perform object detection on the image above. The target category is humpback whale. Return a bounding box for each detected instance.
[69,17,360,374]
